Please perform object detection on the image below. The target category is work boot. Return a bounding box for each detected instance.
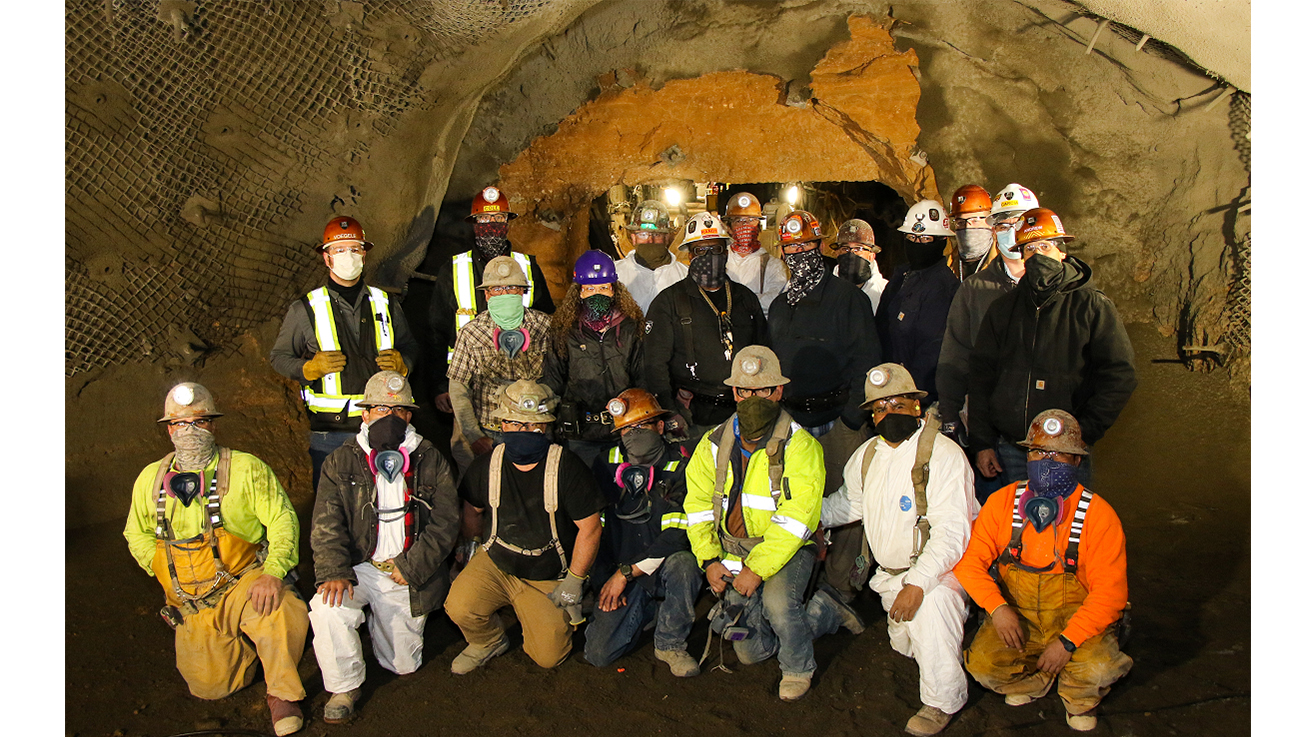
[778,673,812,702]
[451,634,511,675]
[815,583,866,635]
[1065,709,1098,731]
[1005,693,1038,706]
[267,694,303,736]
[322,688,360,725]
[654,648,700,677]
[904,705,953,736]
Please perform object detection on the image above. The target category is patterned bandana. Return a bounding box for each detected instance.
[730,221,761,256]
[689,252,727,290]
[783,248,825,305]
[473,222,510,260]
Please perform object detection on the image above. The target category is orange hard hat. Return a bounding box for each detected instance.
[777,210,823,246]
[320,216,374,252]
[1014,207,1075,249]
[725,192,762,219]
[951,184,993,218]
[467,186,518,222]
[606,388,672,433]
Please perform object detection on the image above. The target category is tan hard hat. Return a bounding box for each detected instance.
[607,388,671,432]
[158,382,223,423]
[476,255,531,289]
[1018,409,1088,456]
[859,363,927,410]
[491,379,559,424]
[723,345,790,390]
[359,371,418,409]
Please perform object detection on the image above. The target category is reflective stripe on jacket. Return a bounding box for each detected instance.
[302,285,395,417]
[449,251,534,362]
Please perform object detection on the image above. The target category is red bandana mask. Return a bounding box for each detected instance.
[730,221,761,256]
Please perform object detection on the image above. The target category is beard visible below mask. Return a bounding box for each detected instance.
[783,248,825,305]
[955,228,995,261]
[689,252,728,290]
[730,222,761,256]
[171,424,217,471]
[736,396,781,441]
[633,241,672,268]
[620,427,666,467]
[473,222,510,260]
[874,412,920,443]
[836,252,873,286]
[502,431,551,465]
[905,240,945,271]
[1026,458,1080,499]
[367,413,408,452]
[581,293,614,322]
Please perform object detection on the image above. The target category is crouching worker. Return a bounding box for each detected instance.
[954,410,1132,732]
[445,380,607,672]
[308,371,460,723]
[684,346,865,702]
[820,364,979,736]
[584,389,703,676]
[124,384,308,736]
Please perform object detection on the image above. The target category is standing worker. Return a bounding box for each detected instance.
[723,192,788,314]
[270,215,420,492]
[948,184,998,281]
[123,383,309,736]
[613,199,687,315]
[832,218,888,314]
[543,251,646,469]
[644,212,771,438]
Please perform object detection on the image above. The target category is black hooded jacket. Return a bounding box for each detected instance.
[966,255,1137,453]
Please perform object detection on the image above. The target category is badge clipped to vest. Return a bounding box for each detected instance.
[494,327,530,359]
[167,471,203,507]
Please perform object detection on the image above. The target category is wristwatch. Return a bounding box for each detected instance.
[618,564,636,583]
[1058,634,1077,653]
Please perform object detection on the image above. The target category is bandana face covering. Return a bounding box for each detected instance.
[1027,458,1079,499]
[689,252,727,290]
[487,293,525,330]
[503,431,551,465]
[905,240,945,271]
[367,413,408,452]
[620,427,666,467]
[955,228,994,261]
[171,424,217,471]
[736,397,781,442]
[1023,252,1066,302]
[783,248,825,305]
[836,252,872,286]
[874,412,919,443]
[473,222,510,260]
[730,221,761,256]
[633,242,672,268]
[582,293,613,322]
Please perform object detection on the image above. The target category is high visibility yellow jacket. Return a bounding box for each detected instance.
[683,415,823,579]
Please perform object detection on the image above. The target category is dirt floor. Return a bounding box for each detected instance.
[65,324,1249,737]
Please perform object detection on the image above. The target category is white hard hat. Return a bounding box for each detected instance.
[898,200,953,237]
[990,183,1040,221]
[676,211,733,251]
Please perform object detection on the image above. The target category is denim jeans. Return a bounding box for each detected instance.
[725,546,828,678]
[309,430,357,493]
[583,551,703,667]
[995,439,1093,489]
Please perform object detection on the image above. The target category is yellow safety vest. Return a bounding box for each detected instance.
[449,250,534,363]
[302,286,395,418]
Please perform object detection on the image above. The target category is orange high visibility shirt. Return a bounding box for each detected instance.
[954,481,1128,645]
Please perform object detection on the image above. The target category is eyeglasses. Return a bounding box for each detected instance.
[952,216,990,229]
[688,242,727,258]
[475,214,509,224]
[485,286,526,297]
[725,217,760,228]
[1026,449,1073,461]
[835,244,879,256]
[619,420,660,436]
[501,421,546,433]
[904,234,935,244]
[167,418,214,428]
[734,387,776,399]
[992,218,1021,231]
[363,405,411,416]
[326,245,366,256]
[868,397,918,412]
[1019,240,1061,255]
[780,241,820,255]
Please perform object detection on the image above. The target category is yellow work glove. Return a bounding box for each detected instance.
[376,348,407,375]
[302,350,347,381]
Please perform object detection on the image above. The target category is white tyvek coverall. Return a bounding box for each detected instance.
[615,250,687,316]
[821,424,980,713]
[726,249,788,315]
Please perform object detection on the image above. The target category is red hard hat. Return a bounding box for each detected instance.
[467,186,519,222]
[320,216,374,252]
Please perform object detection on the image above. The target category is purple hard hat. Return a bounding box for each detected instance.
[573,250,618,285]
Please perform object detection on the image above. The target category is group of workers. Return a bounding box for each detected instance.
[124,182,1139,736]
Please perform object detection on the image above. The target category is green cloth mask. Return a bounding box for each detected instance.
[487,293,525,330]
[736,396,781,442]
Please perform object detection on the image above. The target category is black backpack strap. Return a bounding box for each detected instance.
[675,287,696,369]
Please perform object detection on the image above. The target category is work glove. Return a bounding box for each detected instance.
[376,348,407,375]
[548,570,586,610]
[302,350,347,381]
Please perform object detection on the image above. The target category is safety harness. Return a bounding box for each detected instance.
[481,443,568,575]
[853,405,942,581]
[991,483,1094,578]
[710,411,798,561]
[450,250,534,363]
[301,285,395,419]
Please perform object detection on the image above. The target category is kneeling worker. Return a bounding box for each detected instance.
[124,383,308,736]
[954,410,1132,732]
[445,380,607,672]
[684,346,864,702]
[584,388,703,676]
[820,364,978,736]
[308,371,461,723]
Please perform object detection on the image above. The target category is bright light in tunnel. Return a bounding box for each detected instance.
[786,185,799,205]
[664,187,683,207]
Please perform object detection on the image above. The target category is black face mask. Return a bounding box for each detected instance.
[1024,254,1066,301]
[620,427,666,467]
[502,431,551,465]
[904,240,944,271]
[689,252,728,290]
[367,413,408,452]
[874,412,920,443]
[836,252,873,285]
[582,293,613,321]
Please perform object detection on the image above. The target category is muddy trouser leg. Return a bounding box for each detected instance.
[445,549,513,649]
[652,551,703,653]
[175,586,260,700]
[512,577,575,669]
[964,608,1056,700]
[878,577,971,714]
[1057,626,1132,715]
[732,547,817,678]
[355,563,427,676]
[307,567,371,694]
[228,568,309,702]
[583,582,656,668]
[818,421,871,598]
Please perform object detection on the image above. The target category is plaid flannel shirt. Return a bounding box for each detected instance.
[448,309,551,430]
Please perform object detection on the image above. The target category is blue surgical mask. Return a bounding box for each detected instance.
[996,225,1022,260]
[1027,459,1079,499]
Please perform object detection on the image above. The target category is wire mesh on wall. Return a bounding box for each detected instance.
[65,0,577,376]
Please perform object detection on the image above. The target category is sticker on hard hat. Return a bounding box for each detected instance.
[741,357,761,375]
[1043,417,1063,435]
[607,399,626,416]
[482,187,500,203]
[340,220,350,229]
[1026,216,1037,225]
[868,368,887,386]
[738,195,750,207]
[699,228,720,238]
[173,385,195,405]
[1020,187,1034,198]
[785,219,802,234]
[912,221,926,233]
[929,208,940,221]
[1005,191,1015,200]
[1051,215,1065,233]
[386,376,405,392]
[687,220,697,234]
[481,205,502,212]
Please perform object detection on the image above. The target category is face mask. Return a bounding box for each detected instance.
[905,240,944,271]
[689,251,727,290]
[1023,251,1066,299]
[736,396,781,441]
[633,241,672,268]
[783,248,825,305]
[1027,458,1079,499]
[473,222,510,260]
[330,251,364,281]
[955,228,994,261]
[874,412,920,443]
[171,423,217,471]
[620,427,666,467]
[836,252,872,285]
[502,431,550,465]
[996,226,1022,260]
[730,221,761,256]
[367,413,407,452]
[582,293,614,322]
[487,293,525,330]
